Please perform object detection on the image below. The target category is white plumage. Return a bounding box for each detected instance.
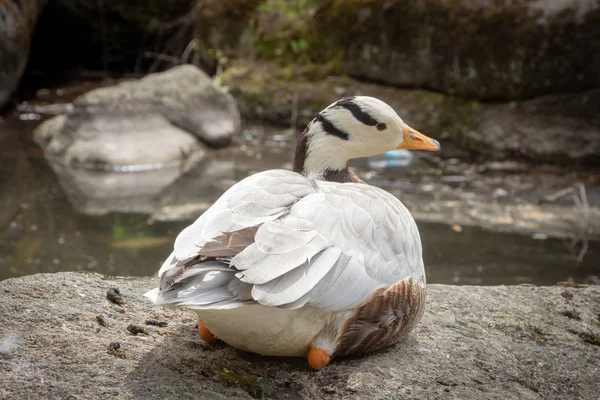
[146,96,440,368]
[151,170,423,308]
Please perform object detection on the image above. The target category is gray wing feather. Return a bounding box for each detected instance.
[156,261,239,307]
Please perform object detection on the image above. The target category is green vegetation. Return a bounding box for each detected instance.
[213,366,256,385]
[258,0,319,17]
[192,0,600,101]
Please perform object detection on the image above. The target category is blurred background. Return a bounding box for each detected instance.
[0,0,598,285]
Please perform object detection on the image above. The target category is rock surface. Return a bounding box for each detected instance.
[1,272,599,399]
[0,0,46,109]
[33,65,240,169]
[5,0,600,109]
[223,62,600,165]
[318,0,600,100]
[200,0,600,100]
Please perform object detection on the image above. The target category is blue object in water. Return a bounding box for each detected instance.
[368,150,414,169]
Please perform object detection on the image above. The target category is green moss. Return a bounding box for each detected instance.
[515,276,534,284]
[222,58,486,153]
[393,90,482,152]
[259,0,319,18]
[527,325,547,341]
[203,0,599,100]
[213,366,256,386]
[497,313,519,321]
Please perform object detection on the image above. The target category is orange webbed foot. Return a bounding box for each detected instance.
[307,347,331,370]
[197,320,216,344]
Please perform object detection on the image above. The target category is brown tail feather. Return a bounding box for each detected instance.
[334,277,426,357]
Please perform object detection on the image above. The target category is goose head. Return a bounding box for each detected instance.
[294,96,440,179]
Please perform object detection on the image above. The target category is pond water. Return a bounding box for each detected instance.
[0,115,598,285]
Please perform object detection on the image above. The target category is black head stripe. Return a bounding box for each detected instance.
[334,98,378,126]
[315,114,349,140]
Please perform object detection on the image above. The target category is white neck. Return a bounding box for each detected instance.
[303,132,349,177]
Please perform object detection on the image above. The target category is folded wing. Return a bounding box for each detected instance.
[152,170,424,313]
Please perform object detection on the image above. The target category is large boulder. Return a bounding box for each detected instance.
[32,65,239,216]
[317,0,600,100]
[34,64,241,169]
[199,0,600,100]
[0,272,599,399]
[0,0,46,109]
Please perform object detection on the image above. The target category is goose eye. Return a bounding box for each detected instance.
[376,123,387,131]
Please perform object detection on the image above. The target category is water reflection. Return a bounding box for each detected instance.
[0,132,32,231]
[46,152,224,216]
[0,120,598,284]
[421,223,600,285]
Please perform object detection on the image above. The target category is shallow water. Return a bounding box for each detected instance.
[0,117,598,285]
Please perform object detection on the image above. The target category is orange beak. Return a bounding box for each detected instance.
[396,125,440,151]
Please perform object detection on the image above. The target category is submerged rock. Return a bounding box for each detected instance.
[46,154,233,217]
[34,65,240,170]
[0,0,46,109]
[0,272,598,399]
[47,151,204,216]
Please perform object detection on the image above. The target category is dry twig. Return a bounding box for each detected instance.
[542,183,590,262]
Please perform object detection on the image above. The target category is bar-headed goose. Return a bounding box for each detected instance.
[146,96,440,369]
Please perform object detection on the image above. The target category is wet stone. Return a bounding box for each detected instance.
[127,324,148,335]
[108,342,121,351]
[145,320,168,327]
[96,315,109,327]
[106,287,124,306]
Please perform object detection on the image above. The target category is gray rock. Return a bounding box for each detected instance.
[0,0,46,109]
[205,0,600,101]
[1,272,599,399]
[34,65,240,169]
[333,0,600,100]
